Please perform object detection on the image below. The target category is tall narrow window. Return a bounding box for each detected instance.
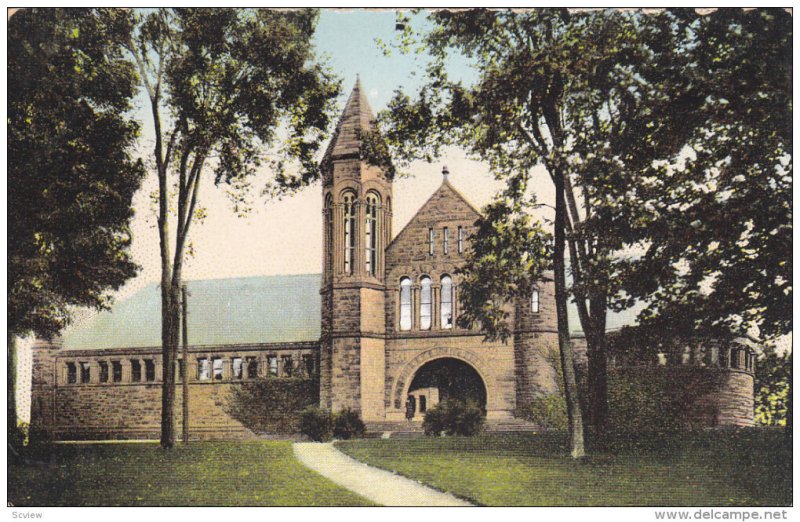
[67,362,77,384]
[531,289,540,313]
[212,357,223,380]
[324,194,333,274]
[144,359,156,382]
[246,357,258,379]
[112,361,122,383]
[343,192,356,274]
[428,228,435,256]
[197,358,210,380]
[232,357,243,379]
[282,355,294,377]
[399,277,412,331]
[365,193,379,276]
[443,227,449,254]
[99,361,109,383]
[303,354,315,377]
[131,359,142,382]
[268,355,278,377]
[420,276,432,330]
[441,275,453,329]
[458,226,464,253]
[80,362,91,383]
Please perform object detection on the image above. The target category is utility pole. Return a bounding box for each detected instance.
[181,284,189,444]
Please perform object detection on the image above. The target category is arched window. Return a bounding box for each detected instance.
[324,194,333,273]
[531,289,540,313]
[399,277,412,331]
[343,192,356,274]
[440,275,453,329]
[420,276,432,330]
[365,193,380,276]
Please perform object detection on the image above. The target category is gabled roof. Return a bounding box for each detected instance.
[389,178,482,249]
[322,78,376,163]
[62,274,322,350]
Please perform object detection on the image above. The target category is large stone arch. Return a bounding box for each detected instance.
[390,346,494,411]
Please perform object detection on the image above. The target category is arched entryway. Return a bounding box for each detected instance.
[405,358,487,419]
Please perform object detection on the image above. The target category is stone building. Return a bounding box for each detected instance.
[29,81,755,439]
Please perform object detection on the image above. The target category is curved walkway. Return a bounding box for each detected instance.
[293,442,473,507]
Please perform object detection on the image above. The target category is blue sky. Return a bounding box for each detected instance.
[314,9,476,114]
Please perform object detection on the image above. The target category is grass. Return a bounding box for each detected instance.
[8,441,375,506]
[335,429,792,506]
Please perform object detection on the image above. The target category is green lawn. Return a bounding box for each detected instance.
[336,429,791,506]
[9,441,375,506]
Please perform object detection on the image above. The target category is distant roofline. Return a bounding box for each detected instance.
[56,340,320,357]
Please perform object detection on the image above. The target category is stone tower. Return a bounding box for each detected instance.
[319,79,392,421]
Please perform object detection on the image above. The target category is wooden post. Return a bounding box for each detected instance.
[181,284,189,444]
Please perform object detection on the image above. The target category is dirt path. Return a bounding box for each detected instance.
[293,442,473,507]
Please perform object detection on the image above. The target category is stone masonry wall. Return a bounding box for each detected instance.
[31,341,318,440]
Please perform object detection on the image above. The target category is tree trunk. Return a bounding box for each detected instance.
[554,169,586,459]
[8,331,19,450]
[160,282,181,448]
[585,326,610,445]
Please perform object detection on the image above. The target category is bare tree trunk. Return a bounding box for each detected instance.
[8,332,19,450]
[160,283,180,448]
[182,284,189,443]
[554,168,586,459]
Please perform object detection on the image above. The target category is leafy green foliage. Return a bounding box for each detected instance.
[456,195,552,342]
[518,395,568,432]
[226,378,318,435]
[423,399,485,436]
[8,8,144,338]
[376,9,792,440]
[610,9,792,342]
[332,408,366,440]
[754,346,791,426]
[124,8,341,446]
[299,406,334,442]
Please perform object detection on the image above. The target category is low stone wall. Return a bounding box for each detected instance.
[48,382,254,440]
[30,341,319,441]
[609,366,754,428]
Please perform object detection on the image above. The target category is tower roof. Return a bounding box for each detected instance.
[322,78,376,163]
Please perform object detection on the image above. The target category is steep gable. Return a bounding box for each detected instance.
[386,179,481,274]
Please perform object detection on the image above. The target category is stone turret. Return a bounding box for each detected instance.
[319,79,392,420]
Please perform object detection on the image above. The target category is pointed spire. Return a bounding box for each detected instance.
[322,78,376,163]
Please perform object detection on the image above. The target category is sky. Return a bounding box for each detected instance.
[64,8,554,332]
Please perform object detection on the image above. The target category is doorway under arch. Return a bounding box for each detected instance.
[406,357,487,419]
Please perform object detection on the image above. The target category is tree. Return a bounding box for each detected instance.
[374,8,670,454]
[8,8,144,446]
[374,8,791,449]
[123,8,340,448]
[754,345,791,427]
[609,9,792,345]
